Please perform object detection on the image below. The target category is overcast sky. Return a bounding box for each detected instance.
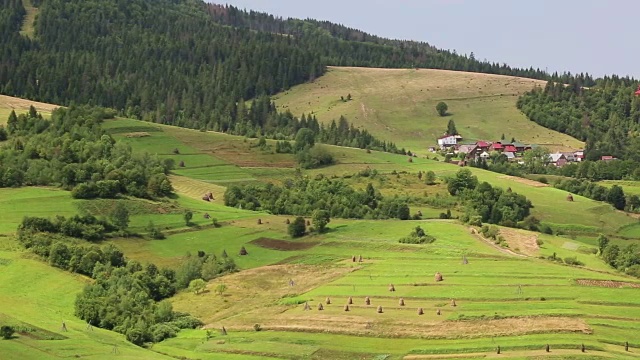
[217,0,639,79]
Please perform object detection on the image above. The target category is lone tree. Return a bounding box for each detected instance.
[0,325,14,339]
[110,202,130,231]
[215,283,227,296]
[184,210,193,226]
[189,278,207,295]
[436,101,448,117]
[312,209,331,233]
[607,185,626,210]
[446,119,458,135]
[424,170,437,185]
[288,216,306,238]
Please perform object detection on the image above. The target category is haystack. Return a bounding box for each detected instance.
[179,160,185,167]
[408,157,413,163]
[399,298,405,306]
[351,255,356,262]
[203,212,210,219]
[417,210,422,217]
[388,284,395,292]
[326,297,331,305]
[306,220,311,226]
[365,296,371,305]
[437,309,441,315]
[344,305,350,312]
[257,218,262,225]
[318,303,324,311]
[303,302,311,311]
[202,194,210,201]
[435,272,443,282]
[546,344,550,352]
[221,326,227,335]
[348,296,353,305]
[496,345,501,354]
[173,148,180,154]
[451,299,457,307]
[417,307,424,315]
[358,255,363,262]
[366,149,371,154]
[462,256,469,265]
[581,343,586,352]
[377,305,383,313]
[239,246,248,256]
[567,194,574,202]
[285,218,290,224]
[507,187,512,193]
[207,192,214,200]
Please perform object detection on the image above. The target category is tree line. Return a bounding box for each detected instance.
[17,214,238,345]
[0,106,173,198]
[597,235,640,278]
[224,176,411,220]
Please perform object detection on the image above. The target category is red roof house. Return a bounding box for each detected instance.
[601,155,616,161]
[490,142,504,151]
[635,85,640,96]
[504,145,517,153]
[476,141,490,149]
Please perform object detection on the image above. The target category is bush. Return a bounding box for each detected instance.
[288,217,306,238]
[563,256,584,266]
[399,226,436,244]
[253,324,262,332]
[0,325,14,339]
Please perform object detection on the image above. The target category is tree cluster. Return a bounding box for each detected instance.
[224,177,410,220]
[448,169,533,227]
[398,226,436,244]
[18,215,117,242]
[598,235,640,278]
[553,179,629,211]
[0,107,173,198]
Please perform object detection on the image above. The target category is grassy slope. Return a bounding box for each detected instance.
[0,95,58,124]
[0,240,174,359]
[273,66,584,152]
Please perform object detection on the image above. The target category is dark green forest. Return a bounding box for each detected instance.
[2,0,596,143]
[518,79,640,162]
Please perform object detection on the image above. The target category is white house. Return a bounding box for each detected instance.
[574,150,584,162]
[437,135,457,148]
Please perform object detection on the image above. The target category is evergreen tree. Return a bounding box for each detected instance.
[447,119,458,135]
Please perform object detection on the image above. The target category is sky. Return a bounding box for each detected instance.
[216,0,639,79]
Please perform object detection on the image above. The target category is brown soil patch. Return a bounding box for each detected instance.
[499,228,539,256]
[498,175,549,187]
[251,237,319,251]
[264,316,590,339]
[576,279,640,288]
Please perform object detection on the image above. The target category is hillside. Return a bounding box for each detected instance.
[0,94,58,124]
[273,67,585,152]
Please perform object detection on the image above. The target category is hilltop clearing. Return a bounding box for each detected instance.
[273,67,584,152]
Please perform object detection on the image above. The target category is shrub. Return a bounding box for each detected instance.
[399,226,436,244]
[0,325,14,339]
[253,324,262,332]
[288,217,306,238]
[563,256,584,266]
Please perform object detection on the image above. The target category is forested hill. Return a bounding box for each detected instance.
[518,78,640,162]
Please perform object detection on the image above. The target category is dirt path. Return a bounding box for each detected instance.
[469,227,527,258]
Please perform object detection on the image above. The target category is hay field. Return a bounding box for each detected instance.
[273,66,584,152]
[0,94,58,124]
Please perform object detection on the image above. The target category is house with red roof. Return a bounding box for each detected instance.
[476,141,490,151]
[503,144,517,153]
[601,155,617,161]
[489,142,504,152]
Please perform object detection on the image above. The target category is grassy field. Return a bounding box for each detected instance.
[273,67,584,152]
[0,95,58,124]
[0,238,175,359]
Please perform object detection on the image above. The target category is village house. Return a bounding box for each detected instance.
[601,155,617,161]
[503,151,516,161]
[437,135,458,149]
[562,152,576,162]
[574,150,585,162]
[457,144,480,159]
[549,152,568,167]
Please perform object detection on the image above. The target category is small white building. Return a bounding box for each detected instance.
[437,135,457,148]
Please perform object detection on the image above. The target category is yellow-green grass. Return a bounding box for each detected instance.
[0,242,172,359]
[600,180,640,196]
[165,220,639,359]
[19,0,38,38]
[273,66,584,152]
[0,94,57,124]
[0,187,79,234]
